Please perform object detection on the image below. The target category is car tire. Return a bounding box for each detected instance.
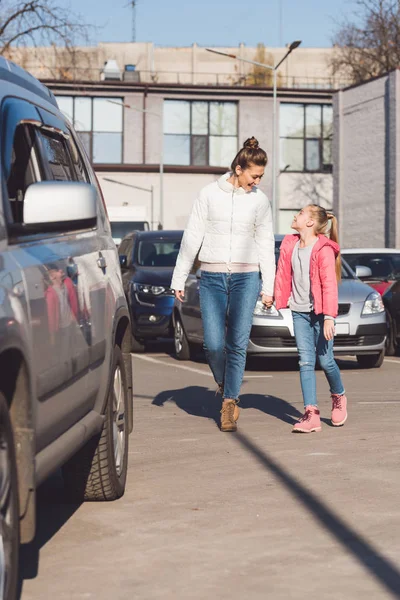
[0,392,19,600]
[174,313,192,361]
[356,349,385,369]
[131,335,145,353]
[385,312,397,356]
[63,345,129,501]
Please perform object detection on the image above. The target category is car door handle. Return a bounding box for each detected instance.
[97,253,107,269]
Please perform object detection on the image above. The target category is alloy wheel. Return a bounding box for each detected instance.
[112,366,126,476]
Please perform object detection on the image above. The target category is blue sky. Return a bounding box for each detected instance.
[66,0,357,48]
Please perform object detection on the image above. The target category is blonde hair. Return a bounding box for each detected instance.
[230,137,268,172]
[307,204,341,282]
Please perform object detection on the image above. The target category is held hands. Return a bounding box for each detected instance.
[175,290,185,303]
[324,319,335,341]
[261,294,274,309]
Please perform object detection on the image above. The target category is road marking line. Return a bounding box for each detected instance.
[358,401,400,404]
[384,359,400,364]
[133,354,273,378]
[133,354,213,377]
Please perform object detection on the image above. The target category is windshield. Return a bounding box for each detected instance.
[111,222,149,241]
[137,239,182,267]
[274,243,354,279]
[343,253,400,280]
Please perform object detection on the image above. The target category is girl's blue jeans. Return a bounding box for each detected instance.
[199,271,260,400]
[292,311,345,407]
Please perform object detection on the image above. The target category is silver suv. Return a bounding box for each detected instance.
[0,58,133,598]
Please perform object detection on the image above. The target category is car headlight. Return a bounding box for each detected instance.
[134,283,166,296]
[362,291,385,315]
[253,299,281,317]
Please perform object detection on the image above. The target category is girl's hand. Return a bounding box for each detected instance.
[175,290,185,302]
[261,294,273,308]
[324,319,335,341]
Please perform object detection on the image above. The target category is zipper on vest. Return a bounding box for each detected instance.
[228,189,235,272]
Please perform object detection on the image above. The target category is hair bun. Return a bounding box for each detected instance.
[243,137,259,150]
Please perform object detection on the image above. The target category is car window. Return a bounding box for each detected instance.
[137,239,182,267]
[344,253,400,279]
[37,129,74,181]
[6,124,39,223]
[67,134,89,183]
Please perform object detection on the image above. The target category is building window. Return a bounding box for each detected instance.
[55,96,123,164]
[279,103,333,173]
[163,100,238,167]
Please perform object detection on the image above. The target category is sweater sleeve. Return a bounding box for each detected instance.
[254,194,276,296]
[170,189,208,291]
[319,246,339,318]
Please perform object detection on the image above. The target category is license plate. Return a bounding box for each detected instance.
[335,323,349,335]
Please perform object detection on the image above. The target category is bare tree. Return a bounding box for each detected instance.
[0,0,92,57]
[331,0,400,84]
[246,44,283,87]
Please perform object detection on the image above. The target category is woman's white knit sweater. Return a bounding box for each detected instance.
[171,172,276,296]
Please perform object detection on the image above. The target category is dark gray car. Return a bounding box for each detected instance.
[172,237,387,368]
[0,58,133,598]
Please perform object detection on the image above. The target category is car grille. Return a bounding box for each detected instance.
[251,334,385,349]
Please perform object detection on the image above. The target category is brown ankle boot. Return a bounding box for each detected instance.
[216,386,240,423]
[220,400,239,432]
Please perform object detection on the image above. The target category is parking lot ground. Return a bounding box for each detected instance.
[20,350,400,600]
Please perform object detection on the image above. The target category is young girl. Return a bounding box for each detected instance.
[274,204,347,433]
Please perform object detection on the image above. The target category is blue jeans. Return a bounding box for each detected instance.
[199,271,260,400]
[292,311,345,408]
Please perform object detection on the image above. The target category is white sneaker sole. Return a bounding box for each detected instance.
[292,426,322,433]
[331,413,348,427]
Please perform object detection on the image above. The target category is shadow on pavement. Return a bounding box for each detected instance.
[18,471,81,598]
[233,430,400,599]
[152,386,302,427]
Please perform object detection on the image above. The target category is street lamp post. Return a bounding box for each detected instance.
[206,41,301,230]
[107,100,164,229]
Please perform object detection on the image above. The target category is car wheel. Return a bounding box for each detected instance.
[63,345,129,501]
[174,314,192,361]
[356,349,385,369]
[385,312,397,356]
[0,392,19,600]
[131,335,145,353]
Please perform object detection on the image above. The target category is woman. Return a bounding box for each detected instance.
[171,137,275,432]
[274,205,348,433]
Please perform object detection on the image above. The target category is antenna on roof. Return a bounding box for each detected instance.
[131,0,137,42]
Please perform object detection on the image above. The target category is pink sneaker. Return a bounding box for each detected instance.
[292,405,322,433]
[331,393,348,426]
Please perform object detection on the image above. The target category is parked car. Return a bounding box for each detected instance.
[119,230,183,351]
[173,236,387,368]
[342,248,400,355]
[0,57,134,598]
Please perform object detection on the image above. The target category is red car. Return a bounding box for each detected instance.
[342,249,400,355]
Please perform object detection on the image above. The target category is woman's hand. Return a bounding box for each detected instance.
[324,319,335,341]
[175,290,185,302]
[261,294,273,309]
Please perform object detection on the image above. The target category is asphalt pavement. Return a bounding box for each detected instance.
[20,347,400,599]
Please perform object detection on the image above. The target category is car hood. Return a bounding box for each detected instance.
[132,266,174,287]
[339,278,377,302]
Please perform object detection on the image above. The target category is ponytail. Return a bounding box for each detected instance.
[308,205,341,283]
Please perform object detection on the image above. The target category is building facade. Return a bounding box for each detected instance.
[48,78,334,233]
[333,69,400,248]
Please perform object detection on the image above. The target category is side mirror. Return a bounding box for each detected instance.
[355,265,372,278]
[119,255,128,269]
[23,181,97,229]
